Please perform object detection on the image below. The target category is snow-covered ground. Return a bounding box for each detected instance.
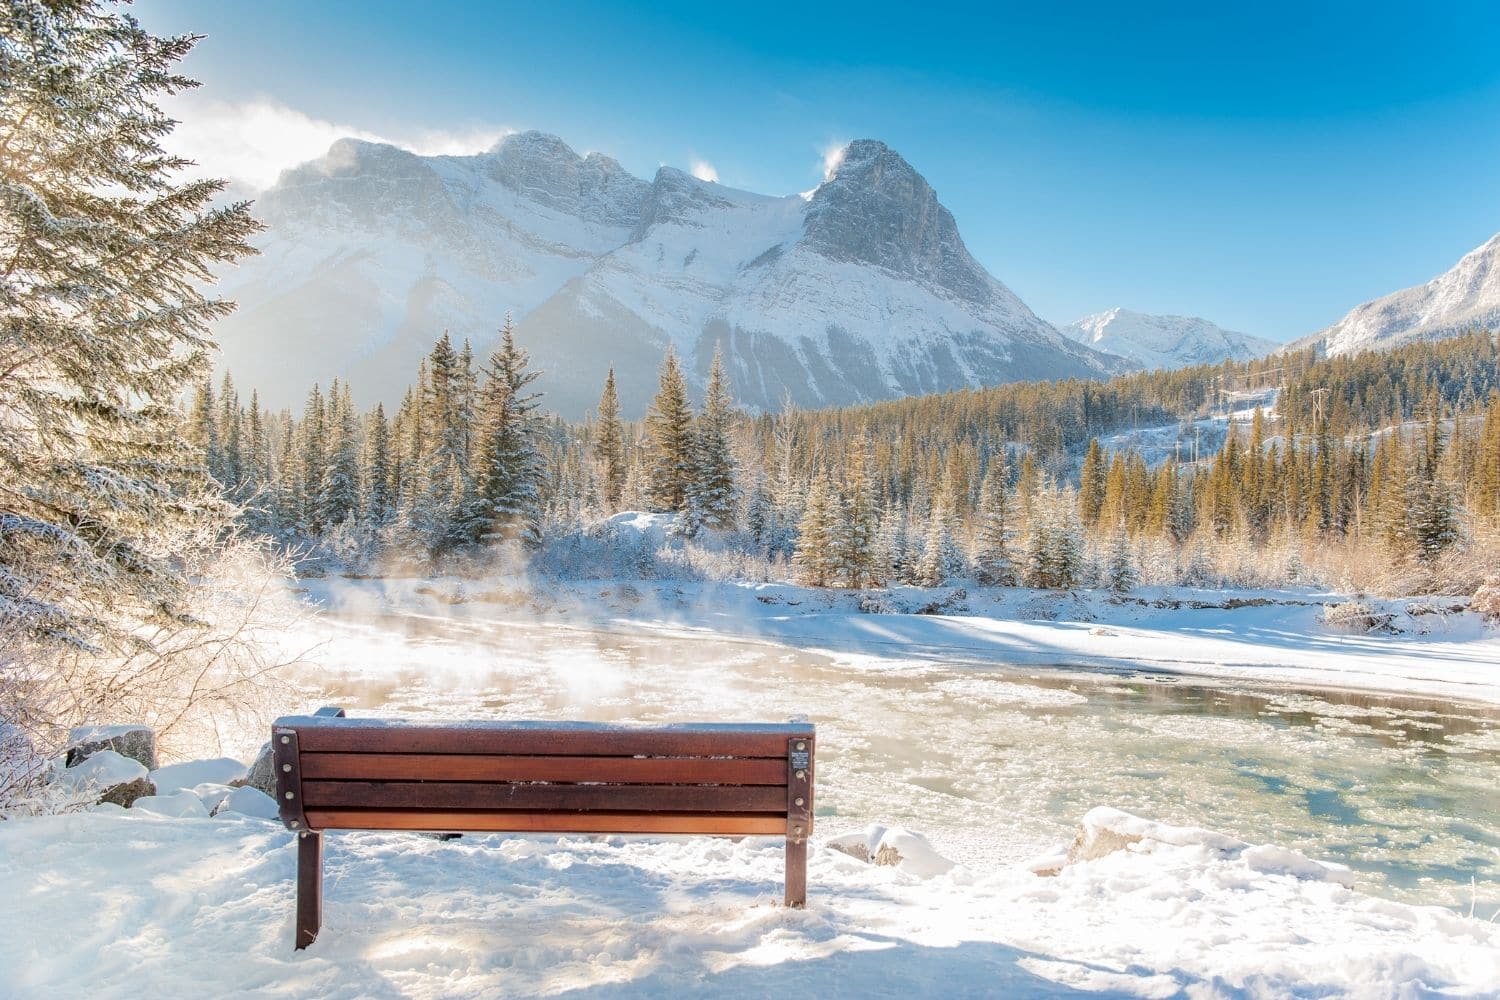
[7,575,1500,997]
[3,803,1497,998]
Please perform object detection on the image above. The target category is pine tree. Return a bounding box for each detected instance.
[973,463,1017,586]
[364,403,393,526]
[915,497,962,587]
[474,319,546,548]
[0,1,259,654]
[1105,527,1137,595]
[793,472,838,587]
[685,348,738,532]
[218,373,242,490]
[188,375,222,480]
[645,350,695,514]
[592,368,627,513]
[418,334,474,553]
[1408,399,1458,563]
[322,381,361,528]
[296,384,327,533]
[1079,439,1106,526]
[834,435,880,588]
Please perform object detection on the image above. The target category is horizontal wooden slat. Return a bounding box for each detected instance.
[301,753,788,785]
[305,809,787,835]
[282,719,811,758]
[302,781,787,813]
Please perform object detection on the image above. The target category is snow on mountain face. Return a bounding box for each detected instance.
[1061,308,1277,370]
[1293,233,1500,357]
[213,132,1125,416]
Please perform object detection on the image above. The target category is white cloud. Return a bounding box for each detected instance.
[160,94,511,191]
[821,141,849,182]
[690,159,719,183]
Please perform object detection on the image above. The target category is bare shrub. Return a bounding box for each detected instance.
[1320,600,1399,635]
[1473,578,1500,626]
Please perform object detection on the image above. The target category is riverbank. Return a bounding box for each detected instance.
[303,576,1500,706]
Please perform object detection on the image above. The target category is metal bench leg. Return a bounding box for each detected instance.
[296,831,323,950]
[784,836,807,907]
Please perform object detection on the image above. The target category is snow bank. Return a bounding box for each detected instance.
[149,758,247,794]
[130,790,208,819]
[1054,807,1359,888]
[57,750,146,792]
[214,786,279,820]
[1,806,1494,997]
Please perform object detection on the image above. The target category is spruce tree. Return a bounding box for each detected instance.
[593,368,627,513]
[793,472,838,587]
[1105,527,1137,595]
[686,348,738,532]
[1408,400,1458,563]
[973,463,1017,586]
[364,403,393,526]
[1079,439,1106,526]
[835,435,880,588]
[188,375,222,480]
[645,350,694,514]
[322,381,361,528]
[474,320,546,548]
[915,496,962,587]
[0,1,259,653]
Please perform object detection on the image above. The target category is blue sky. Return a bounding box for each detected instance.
[138,1,1500,341]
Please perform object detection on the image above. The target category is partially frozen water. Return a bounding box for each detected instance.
[312,608,1500,913]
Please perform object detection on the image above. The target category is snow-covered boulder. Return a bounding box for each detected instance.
[57,750,154,808]
[150,758,247,794]
[233,741,277,798]
[212,785,280,820]
[131,790,208,819]
[826,824,956,878]
[1040,807,1357,888]
[65,724,157,770]
[1066,807,1247,865]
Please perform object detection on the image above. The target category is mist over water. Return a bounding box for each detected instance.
[303,592,1500,915]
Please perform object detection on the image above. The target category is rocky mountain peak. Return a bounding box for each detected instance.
[484,130,648,228]
[803,140,991,304]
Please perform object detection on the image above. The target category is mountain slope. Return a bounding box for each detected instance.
[212,133,1125,416]
[1292,233,1500,357]
[1060,308,1276,370]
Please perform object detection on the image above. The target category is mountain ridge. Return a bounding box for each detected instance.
[1060,307,1277,370]
[212,131,1127,416]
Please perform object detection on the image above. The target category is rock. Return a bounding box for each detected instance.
[65,724,157,770]
[131,790,209,818]
[57,749,155,808]
[150,757,247,794]
[212,785,280,820]
[825,824,956,878]
[232,741,277,798]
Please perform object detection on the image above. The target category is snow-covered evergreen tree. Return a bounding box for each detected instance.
[685,348,737,533]
[188,376,222,481]
[915,497,963,587]
[592,368,626,513]
[972,464,1017,586]
[474,320,546,549]
[793,473,838,587]
[1408,401,1459,563]
[363,403,393,527]
[0,1,258,658]
[1105,527,1138,594]
[322,381,361,528]
[834,436,881,588]
[645,351,695,515]
[1024,484,1085,590]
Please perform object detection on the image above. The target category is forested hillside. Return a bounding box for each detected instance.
[201,330,1500,596]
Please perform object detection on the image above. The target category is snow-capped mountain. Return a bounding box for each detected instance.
[212,132,1125,415]
[1292,233,1500,357]
[1059,308,1276,370]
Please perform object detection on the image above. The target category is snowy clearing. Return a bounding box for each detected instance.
[2,805,1497,998]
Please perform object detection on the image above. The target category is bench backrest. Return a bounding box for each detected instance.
[272,715,816,838]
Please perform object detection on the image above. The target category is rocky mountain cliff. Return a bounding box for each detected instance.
[212,132,1126,416]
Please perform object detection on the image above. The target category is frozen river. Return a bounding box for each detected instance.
[308,604,1500,914]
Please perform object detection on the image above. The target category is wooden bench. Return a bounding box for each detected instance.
[273,709,816,949]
